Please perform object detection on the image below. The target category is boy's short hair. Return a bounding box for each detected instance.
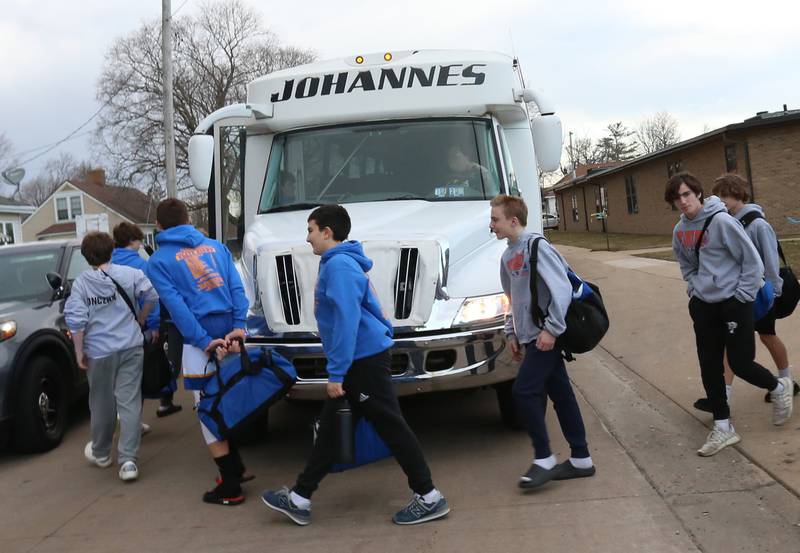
[81,232,114,266]
[664,172,704,204]
[112,222,144,248]
[156,198,190,230]
[308,204,351,241]
[712,173,750,202]
[490,194,528,226]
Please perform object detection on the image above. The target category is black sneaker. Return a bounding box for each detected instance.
[202,481,244,506]
[156,404,182,417]
[552,460,596,480]
[764,380,800,403]
[693,398,713,413]
[518,463,559,490]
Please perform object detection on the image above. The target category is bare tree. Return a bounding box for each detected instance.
[636,111,680,154]
[19,153,92,206]
[94,0,316,196]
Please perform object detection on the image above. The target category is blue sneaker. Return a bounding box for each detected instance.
[261,487,311,526]
[392,494,450,525]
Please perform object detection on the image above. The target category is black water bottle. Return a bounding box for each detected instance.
[335,399,355,465]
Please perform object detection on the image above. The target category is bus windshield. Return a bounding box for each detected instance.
[258,119,502,213]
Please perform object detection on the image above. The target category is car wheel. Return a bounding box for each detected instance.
[13,356,68,453]
[494,379,523,430]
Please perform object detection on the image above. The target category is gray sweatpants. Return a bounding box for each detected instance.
[87,346,143,464]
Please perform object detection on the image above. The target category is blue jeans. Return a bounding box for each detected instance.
[513,344,589,459]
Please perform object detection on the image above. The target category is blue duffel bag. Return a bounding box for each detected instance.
[198,343,296,442]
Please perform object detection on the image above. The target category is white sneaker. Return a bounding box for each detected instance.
[119,461,139,482]
[140,423,151,436]
[771,376,794,426]
[697,426,741,457]
[84,441,113,468]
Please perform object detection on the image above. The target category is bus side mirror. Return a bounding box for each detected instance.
[188,135,214,191]
[531,115,563,173]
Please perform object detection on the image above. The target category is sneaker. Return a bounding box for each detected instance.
[140,423,151,436]
[764,380,800,403]
[392,494,450,525]
[697,426,741,456]
[84,441,113,468]
[518,463,559,490]
[552,460,596,480]
[119,461,139,482]
[693,398,713,413]
[156,404,182,418]
[203,481,245,506]
[771,377,794,426]
[261,487,311,525]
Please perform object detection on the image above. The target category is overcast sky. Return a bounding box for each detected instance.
[1,0,798,182]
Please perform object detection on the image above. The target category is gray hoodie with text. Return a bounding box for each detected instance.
[672,195,764,303]
[500,231,572,345]
[65,263,158,359]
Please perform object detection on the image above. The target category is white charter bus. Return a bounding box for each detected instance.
[187,49,562,426]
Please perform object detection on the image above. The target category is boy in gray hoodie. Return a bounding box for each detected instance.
[665,173,793,457]
[692,174,797,412]
[490,195,594,490]
[65,232,158,481]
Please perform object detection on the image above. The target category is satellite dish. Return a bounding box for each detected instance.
[2,168,25,186]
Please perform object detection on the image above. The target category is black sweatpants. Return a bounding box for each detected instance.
[689,296,778,420]
[293,349,434,499]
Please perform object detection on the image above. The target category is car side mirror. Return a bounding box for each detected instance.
[46,272,63,291]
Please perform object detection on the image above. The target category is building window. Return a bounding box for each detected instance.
[667,160,683,177]
[725,144,737,172]
[0,222,14,245]
[625,175,638,214]
[571,191,579,222]
[54,194,83,222]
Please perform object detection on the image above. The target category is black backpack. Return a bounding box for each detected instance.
[740,211,799,319]
[528,237,609,360]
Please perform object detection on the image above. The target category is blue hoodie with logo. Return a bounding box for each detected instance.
[111,247,159,331]
[315,241,394,382]
[145,225,249,351]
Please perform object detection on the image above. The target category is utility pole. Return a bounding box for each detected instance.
[162,0,177,198]
[568,131,576,179]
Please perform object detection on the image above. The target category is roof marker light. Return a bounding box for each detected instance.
[355,55,364,64]
[384,52,392,62]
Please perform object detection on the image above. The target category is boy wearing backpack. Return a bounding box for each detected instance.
[261,204,449,526]
[665,172,793,456]
[489,194,595,490]
[145,199,252,506]
[65,232,158,482]
[692,174,798,412]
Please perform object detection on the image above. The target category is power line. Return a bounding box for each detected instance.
[18,103,107,166]
[15,130,93,158]
[172,0,191,16]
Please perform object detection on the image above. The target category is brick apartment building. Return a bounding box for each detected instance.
[553,109,800,237]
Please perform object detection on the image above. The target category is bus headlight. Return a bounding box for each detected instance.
[453,294,509,326]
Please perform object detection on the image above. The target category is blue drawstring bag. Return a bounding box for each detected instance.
[314,415,392,473]
[753,280,775,322]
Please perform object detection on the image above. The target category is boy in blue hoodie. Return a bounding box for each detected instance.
[112,222,181,418]
[145,199,251,505]
[666,172,793,457]
[262,204,449,526]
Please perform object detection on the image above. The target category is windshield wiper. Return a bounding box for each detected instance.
[264,202,321,213]
[381,195,430,202]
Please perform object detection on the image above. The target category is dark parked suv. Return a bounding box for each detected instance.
[0,240,92,452]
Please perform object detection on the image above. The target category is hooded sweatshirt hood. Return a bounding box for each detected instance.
[734,203,783,296]
[315,240,393,382]
[155,224,206,248]
[672,195,764,303]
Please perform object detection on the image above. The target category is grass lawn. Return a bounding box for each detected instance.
[635,239,800,268]
[546,230,672,251]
